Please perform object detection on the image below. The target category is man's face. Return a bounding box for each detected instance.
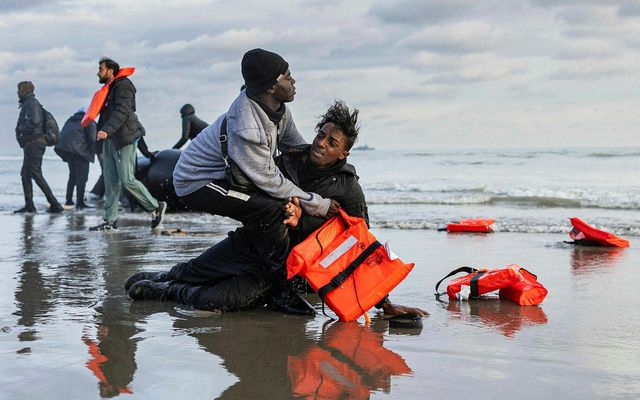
[271,70,296,103]
[309,122,349,169]
[97,63,114,84]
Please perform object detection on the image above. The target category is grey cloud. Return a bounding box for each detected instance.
[618,3,640,17]
[0,0,54,12]
[369,0,474,25]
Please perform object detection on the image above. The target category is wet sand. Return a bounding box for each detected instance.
[0,211,638,399]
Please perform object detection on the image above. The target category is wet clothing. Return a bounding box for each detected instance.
[16,95,61,209]
[55,111,97,205]
[97,75,159,223]
[172,105,209,149]
[133,147,371,312]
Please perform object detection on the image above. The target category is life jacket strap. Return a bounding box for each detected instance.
[469,270,486,299]
[317,241,382,300]
[434,266,478,296]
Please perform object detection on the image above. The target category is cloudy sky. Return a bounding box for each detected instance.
[1,0,639,153]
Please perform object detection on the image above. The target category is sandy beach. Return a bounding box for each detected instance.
[1,208,638,399]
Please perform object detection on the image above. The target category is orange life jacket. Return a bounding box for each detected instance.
[435,264,547,305]
[82,337,133,395]
[81,68,135,128]
[569,217,629,248]
[287,209,414,321]
[446,218,495,233]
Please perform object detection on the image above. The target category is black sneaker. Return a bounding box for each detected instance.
[124,271,167,292]
[128,280,172,301]
[47,204,64,213]
[63,201,75,209]
[151,201,167,229]
[14,206,36,213]
[89,220,118,231]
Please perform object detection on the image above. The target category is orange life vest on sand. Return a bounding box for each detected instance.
[569,217,629,248]
[446,218,495,233]
[287,209,414,322]
[435,264,548,306]
[81,68,136,128]
[287,322,411,399]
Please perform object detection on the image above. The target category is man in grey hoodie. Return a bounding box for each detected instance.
[173,48,336,273]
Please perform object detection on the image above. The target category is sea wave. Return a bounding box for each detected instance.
[373,219,640,237]
[585,151,640,158]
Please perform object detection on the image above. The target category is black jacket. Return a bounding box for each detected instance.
[97,77,144,150]
[276,145,369,245]
[55,111,97,163]
[15,94,45,148]
[173,105,209,149]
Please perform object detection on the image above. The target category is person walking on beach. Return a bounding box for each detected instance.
[172,49,336,283]
[172,104,208,149]
[54,107,97,210]
[88,57,166,231]
[14,81,64,214]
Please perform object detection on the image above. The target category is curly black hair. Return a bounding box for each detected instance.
[315,100,360,150]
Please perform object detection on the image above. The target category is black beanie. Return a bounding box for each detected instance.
[241,48,289,95]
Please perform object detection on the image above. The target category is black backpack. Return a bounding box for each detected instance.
[41,106,60,146]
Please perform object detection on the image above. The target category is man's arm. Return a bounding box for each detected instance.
[277,109,306,151]
[228,129,330,217]
[16,100,43,144]
[173,118,190,149]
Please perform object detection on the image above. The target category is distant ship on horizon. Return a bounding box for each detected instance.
[353,143,375,151]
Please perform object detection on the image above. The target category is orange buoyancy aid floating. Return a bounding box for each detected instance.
[446,218,495,233]
[81,67,135,127]
[287,208,414,321]
[569,217,629,248]
[435,264,548,306]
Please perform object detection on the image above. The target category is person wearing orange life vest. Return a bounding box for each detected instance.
[88,57,166,231]
[126,101,426,319]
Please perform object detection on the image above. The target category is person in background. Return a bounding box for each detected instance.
[172,104,209,149]
[89,57,166,231]
[14,81,64,214]
[54,107,97,210]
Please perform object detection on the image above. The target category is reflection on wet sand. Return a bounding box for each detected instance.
[570,246,626,273]
[171,313,412,399]
[14,214,53,348]
[445,299,548,338]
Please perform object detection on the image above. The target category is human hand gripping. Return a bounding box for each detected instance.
[97,130,108,140]
[284,197,302,227]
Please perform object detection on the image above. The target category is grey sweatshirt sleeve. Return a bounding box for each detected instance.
[228,127,330,217]
[278,111,307,151]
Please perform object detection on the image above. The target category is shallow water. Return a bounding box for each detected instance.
[1,211,638,399]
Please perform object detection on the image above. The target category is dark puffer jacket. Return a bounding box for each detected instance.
[276,145,369,246]
[15,94,45,148]
[54,111,97,163]
[173,104,209,149]
[97,77,144,150]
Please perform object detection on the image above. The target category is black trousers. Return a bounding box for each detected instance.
[21,142,59,208]
[181,181,289,269]
[65,156,90,204]
[163,233,273,311]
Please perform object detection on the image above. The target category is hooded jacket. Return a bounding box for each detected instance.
[173,91,331,216]
[97,77,144,150]
[276,145,369,245]
[173,104,209,149]
[54,111,97,163]
[15,94,45,148]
